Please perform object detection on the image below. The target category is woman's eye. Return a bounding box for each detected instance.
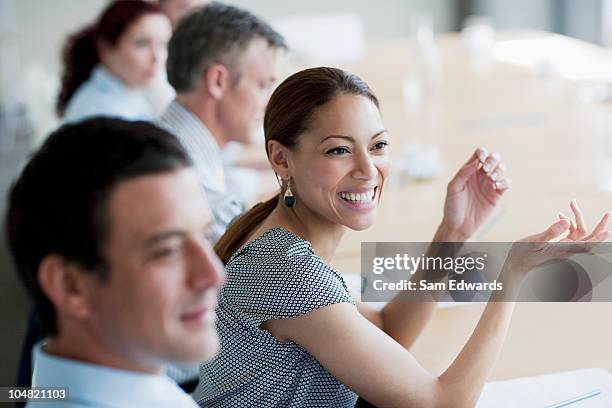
[372,141,389,150]
[326,147,350,156]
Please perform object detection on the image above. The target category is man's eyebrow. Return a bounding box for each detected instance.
[143,230,185,249]
[143,220,215,248]
[319,130,388,144]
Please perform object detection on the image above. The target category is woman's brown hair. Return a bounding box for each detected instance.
[215,67,380,263]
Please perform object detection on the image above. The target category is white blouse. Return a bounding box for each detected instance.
[63,65,152,124]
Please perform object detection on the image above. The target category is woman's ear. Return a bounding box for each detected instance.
[96,38,112,62]
[38,255,94,323]
[267,140,291,178]
[204,64,230,100]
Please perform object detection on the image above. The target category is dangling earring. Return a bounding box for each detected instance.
[283,181,295,208]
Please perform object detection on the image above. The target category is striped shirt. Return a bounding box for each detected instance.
[158,99,244,243]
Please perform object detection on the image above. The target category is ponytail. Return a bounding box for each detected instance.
[215,194,279,264]
[56,26,98,117]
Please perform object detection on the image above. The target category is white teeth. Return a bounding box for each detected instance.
[339,189,375,203]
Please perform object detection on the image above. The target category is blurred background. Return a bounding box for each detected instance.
[1,0,612,385]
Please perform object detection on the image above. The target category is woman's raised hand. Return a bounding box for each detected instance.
[441,147,510,240]
[505,202,611,279]
[558,200,611,242]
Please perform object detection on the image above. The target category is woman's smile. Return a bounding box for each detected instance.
[336,186,378,211]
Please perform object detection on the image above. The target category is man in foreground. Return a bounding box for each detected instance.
[6,118,224,407]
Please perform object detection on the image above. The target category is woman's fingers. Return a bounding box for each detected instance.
[517,213,611,275]
[558,212,577,235]
[527,219,571,242]
[450,147,490,191]
[480,151,510,191]
[570,200,588,236]
[451,147,511,192]
[448,157,480,193]
[584,212,611,241]
[482,151,501,175]
[482,152,512,192]
[475,147,489,164]
[568,231,611,256]
[458,147,487,169]
[494,177,512,191]
[586,230,612,243]
[488,162,507,182]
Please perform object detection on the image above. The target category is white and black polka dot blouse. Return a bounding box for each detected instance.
[193,228,358,408]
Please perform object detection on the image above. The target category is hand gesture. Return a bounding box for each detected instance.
[508,202,611,277]
[442,148,511,240]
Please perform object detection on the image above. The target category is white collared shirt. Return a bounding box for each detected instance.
[63,65,153,124]
[28,342,198,408]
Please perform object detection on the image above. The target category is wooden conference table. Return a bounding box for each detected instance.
[244,30,612,380]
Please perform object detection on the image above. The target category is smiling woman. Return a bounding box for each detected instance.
[199,67,605,408]
[214,67,387,263]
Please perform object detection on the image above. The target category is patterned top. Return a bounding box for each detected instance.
[193,228,358,408]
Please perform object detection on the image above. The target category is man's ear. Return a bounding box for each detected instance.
[267,140,292,178]
[37,255,94,322]
[203,64,231,100]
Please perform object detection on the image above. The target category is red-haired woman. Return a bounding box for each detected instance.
[57,0,171,123]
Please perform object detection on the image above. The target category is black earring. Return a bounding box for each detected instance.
[283,183,295,208]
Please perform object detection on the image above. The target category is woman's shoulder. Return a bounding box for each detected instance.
[221,227,353,319]
[63,82,126,123]
[229,227,315,263]
[226,227,350,293]
[63,68,151,123]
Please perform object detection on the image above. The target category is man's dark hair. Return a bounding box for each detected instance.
[166,2,287,92]
[5,118,192,336]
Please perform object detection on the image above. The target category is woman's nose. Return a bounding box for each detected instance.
[352,152,378,180]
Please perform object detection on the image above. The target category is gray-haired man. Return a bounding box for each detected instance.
[159,2,287,243]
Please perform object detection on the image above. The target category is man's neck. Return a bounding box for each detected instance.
[176,93,227,149]
[45,331,163,375]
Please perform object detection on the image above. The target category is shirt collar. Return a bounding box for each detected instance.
[31,341,198,408]
[91,65,135,95]
[165,99,222,154]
